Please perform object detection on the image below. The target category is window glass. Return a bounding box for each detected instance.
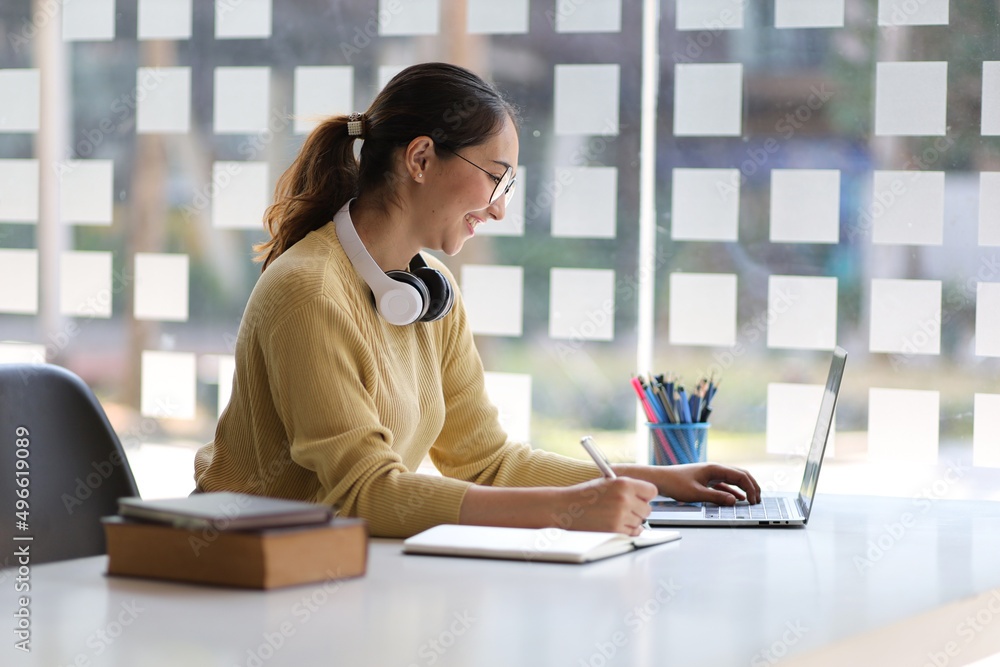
[1,1,998,500]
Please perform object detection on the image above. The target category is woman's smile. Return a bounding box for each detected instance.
[465,213,487,236]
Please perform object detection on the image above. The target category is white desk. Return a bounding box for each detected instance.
[5,494,1000,667]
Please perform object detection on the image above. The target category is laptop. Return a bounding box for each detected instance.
[646,346,847,527]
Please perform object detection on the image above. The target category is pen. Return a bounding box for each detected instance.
[678,387,691,424]
[689,394,701,424]
[581,435,616,479]
[581,436,652,532]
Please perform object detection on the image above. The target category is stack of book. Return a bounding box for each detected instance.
[103,492,367,589]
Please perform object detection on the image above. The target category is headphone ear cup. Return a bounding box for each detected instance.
[385,270,430,322]
[412,267,454,322]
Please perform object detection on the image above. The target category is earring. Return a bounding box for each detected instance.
[418,174,423,178]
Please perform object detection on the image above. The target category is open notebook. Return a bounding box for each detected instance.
[403,524,680,564]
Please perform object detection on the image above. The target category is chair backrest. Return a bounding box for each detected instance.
[0,363,139,565]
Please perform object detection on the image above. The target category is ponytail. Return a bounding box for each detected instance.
[254,115,359,270]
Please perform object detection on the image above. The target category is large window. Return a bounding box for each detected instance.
[1,0,998,500]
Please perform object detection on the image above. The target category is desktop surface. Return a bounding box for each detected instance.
[5,494,1000,667]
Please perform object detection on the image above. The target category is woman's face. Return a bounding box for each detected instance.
[417,115,519,256]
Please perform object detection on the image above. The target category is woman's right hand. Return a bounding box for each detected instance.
[551,476,658,536]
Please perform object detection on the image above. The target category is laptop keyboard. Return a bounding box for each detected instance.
[705,497,791,521]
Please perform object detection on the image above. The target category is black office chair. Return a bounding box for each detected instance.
[0,363,139,565]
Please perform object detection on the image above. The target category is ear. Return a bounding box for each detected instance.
[404,136,436,182]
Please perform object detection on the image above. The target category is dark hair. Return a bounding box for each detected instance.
[255,62,519,270]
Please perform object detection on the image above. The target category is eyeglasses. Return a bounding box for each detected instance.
[439,146,516,207]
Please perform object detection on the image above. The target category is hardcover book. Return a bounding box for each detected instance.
[104,515,368,589]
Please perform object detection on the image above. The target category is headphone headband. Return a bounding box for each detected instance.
[334,202,427,325]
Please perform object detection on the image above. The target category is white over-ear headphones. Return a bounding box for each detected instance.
[334,201,454,326]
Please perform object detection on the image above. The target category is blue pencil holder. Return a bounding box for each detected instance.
[647,422,709,466]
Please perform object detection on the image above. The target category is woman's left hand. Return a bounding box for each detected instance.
[614,462,762,506]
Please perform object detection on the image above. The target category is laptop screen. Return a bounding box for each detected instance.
[797,347,848,519]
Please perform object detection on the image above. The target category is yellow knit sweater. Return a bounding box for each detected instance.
[194,219,600,537]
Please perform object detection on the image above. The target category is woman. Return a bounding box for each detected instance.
[195,62,760,538]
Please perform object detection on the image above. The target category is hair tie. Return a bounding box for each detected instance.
[347,113,365,138]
